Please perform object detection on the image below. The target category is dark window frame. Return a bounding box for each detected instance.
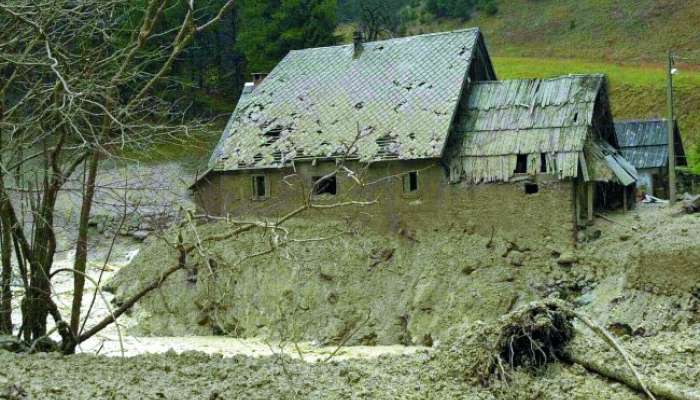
[252,174,269,200]
[403,171,419,193]
[514,154,528,174]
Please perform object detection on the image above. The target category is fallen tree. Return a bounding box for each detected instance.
[437,299,699,400]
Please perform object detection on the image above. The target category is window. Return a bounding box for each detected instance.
[525,183,539,194]
[313,176,336,196]
[514,154,527,174]
[540,153,548,173]
[403,171,418,193]
[252,175,268,200]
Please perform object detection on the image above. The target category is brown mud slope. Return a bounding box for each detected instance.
[110,204,700,348]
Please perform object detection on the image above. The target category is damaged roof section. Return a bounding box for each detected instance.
[449,75,637,185]
[614,119,687,170]
[210,29,492,171]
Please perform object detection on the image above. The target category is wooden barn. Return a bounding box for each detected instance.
[614,119,686,198]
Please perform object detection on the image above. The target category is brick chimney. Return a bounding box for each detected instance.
[352,30,363,59]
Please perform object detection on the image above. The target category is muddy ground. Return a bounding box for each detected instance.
[1,204,699,399]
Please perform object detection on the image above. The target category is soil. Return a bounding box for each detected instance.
[1,204,698,399]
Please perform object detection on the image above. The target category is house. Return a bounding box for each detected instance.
[614,119,686,198]
[191,29,636,246]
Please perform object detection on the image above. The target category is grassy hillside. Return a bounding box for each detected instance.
[405,0,700,62]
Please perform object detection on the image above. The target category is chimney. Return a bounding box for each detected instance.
[352,30,363,58]
[251,72,268,87]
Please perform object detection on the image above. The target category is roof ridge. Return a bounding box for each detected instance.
[474,74,605,85]
[288,28,481,53]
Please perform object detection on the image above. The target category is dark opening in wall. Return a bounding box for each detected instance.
[525,183,539,194]
[515,154,528,173]
[403,171,418,193]
[540,153,548,173]
[313,176,337,195]
[252,175,267,199]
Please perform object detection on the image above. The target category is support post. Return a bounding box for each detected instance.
[666,50,677,205]
[623,187,628,212]
[587,182,594,223]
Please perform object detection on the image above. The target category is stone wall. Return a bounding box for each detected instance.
[192,160,576,248]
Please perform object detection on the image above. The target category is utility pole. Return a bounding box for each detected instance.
[666,50,677,205]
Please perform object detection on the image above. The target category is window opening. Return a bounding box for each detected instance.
[313,176,337,196]
[403,171,418,193]
[515,154,527,174]
[252,175,267,199]
[540,153,548,173]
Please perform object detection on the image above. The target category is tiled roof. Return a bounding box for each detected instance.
[614,119,686,169]
[209,29,488,171]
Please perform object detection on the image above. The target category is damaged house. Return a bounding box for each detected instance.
[192,29,636,246]
[614,119,686,198]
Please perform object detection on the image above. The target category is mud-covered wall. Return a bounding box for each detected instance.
[192,160,577,248]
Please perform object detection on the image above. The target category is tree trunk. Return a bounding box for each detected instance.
[0,199,12,334]
[69,151,99,334]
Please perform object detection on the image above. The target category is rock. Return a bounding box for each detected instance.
[557,252,577,265]
[607,322,632,337]
[130,230,150,241]
[507,251,525,266]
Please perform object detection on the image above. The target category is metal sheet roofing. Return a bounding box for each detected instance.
[209,29,488,171]
[449,75,635,184]
[613,119,686,169]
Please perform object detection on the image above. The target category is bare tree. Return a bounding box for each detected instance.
[0,0,234,351]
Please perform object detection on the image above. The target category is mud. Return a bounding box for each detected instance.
[0,347,661,399]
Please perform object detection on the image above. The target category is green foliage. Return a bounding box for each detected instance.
[237,0,338,73]
[424,0,497,20]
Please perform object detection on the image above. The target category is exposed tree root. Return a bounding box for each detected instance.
[439,299,698,400]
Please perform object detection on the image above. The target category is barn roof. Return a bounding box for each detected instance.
[208,29,494,171]
[449,75,637,185]
[613,119,686,169]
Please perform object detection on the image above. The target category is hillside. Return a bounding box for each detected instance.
[403,0,700,62]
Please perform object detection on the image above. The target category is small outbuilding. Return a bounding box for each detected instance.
[614,119,686,198]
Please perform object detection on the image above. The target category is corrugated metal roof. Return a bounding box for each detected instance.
[209,29,490,171]
[613,119,686,169]
[449,76,634,184]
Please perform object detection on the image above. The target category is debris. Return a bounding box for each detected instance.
[680,193,700,214]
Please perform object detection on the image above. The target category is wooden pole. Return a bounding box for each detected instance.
[666,50,677,205]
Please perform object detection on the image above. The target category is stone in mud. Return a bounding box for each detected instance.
[131,230,150,241]
[507,251,525,266]
[557,252,577,265]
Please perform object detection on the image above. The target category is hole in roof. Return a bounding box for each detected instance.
[459,46,467,56]
[355,102,364,110]
[408,133,416,140]
[573,112,579,122]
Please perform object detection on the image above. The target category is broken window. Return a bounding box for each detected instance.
[403,171,418,193]
[540,153,548,173]
[514,154,528,174]
[252,175,268,200]
[525,183,539,194]
[313,176,337,196]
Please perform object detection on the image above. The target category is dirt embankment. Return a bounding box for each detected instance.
[110,204,700,348]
